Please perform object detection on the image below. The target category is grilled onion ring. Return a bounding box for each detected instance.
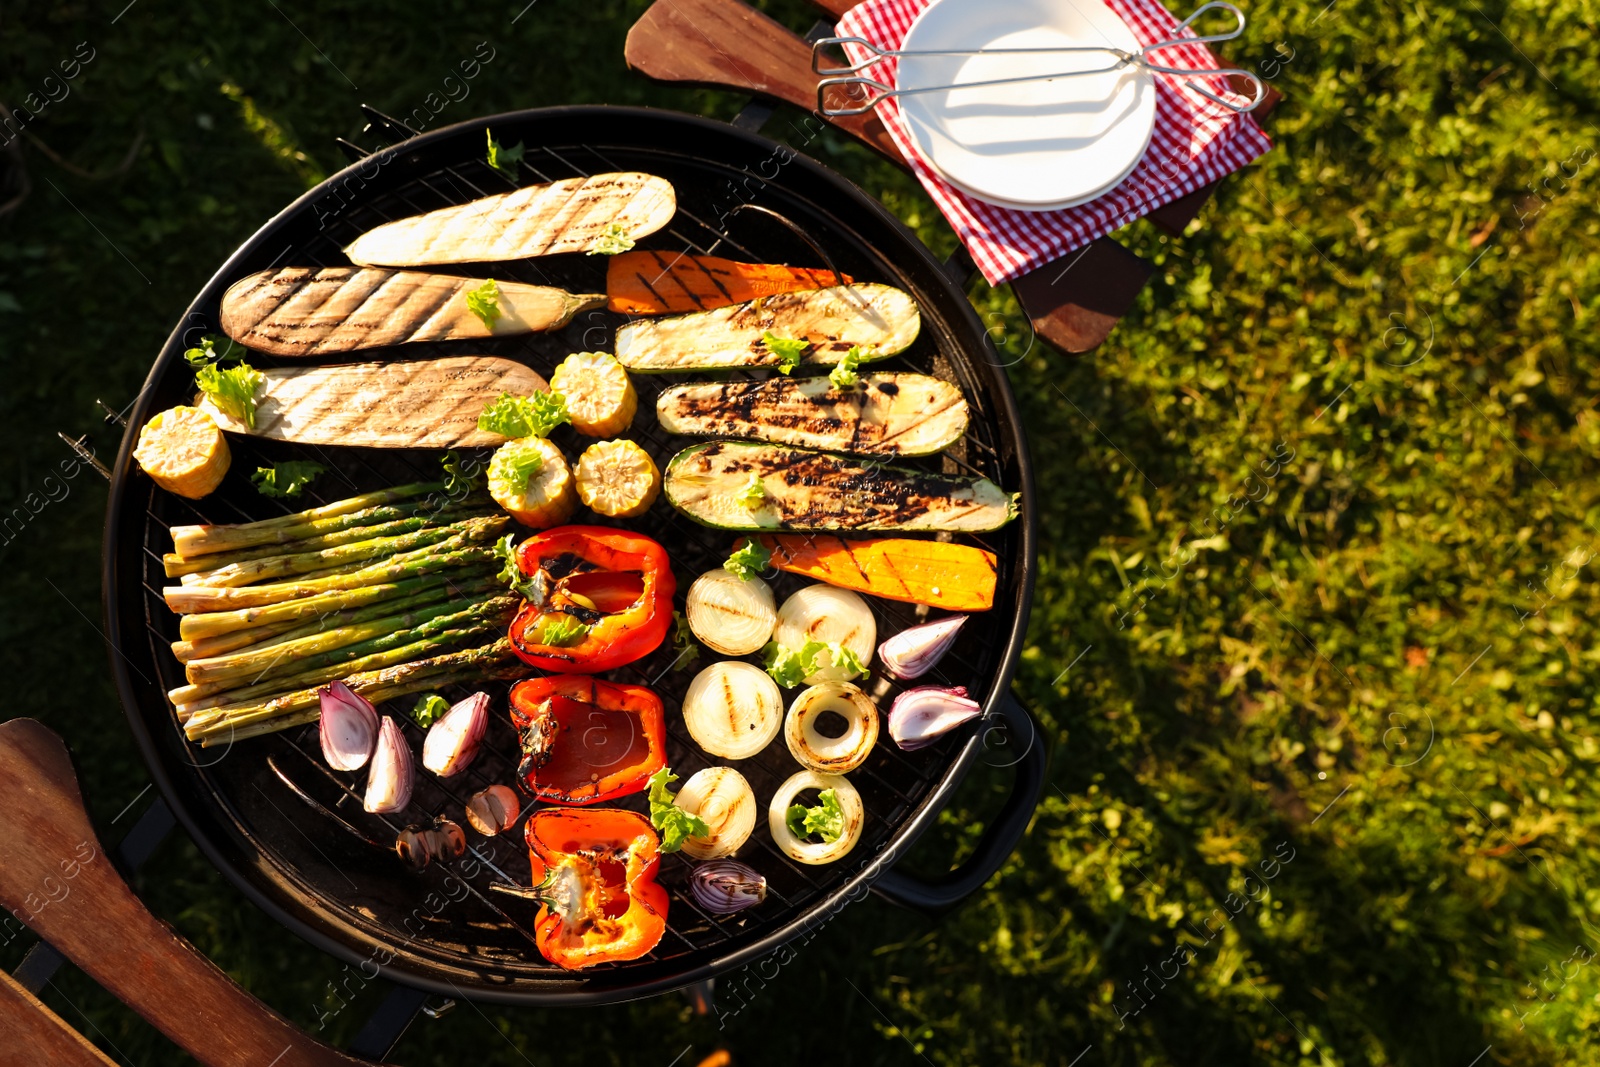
[785,682,879,774]
[768,771,864,864]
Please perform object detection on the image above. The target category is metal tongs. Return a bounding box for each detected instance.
[813,1,1265,117]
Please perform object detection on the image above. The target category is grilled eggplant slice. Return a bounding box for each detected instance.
[344,172,676,265]
[664,442,1017,532]
[657,373,968,457]
[614,284,919,372]
[220,267,604,357]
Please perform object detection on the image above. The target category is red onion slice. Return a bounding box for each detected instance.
[689,859,768,914]
[888,685,981,751]
[422,692,490,777]
[364,716,415,813]
[877,615,967,681]
[318,681,378,771]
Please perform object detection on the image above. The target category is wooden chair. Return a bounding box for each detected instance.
[624,0,1280,354]
[0,718,407,1065]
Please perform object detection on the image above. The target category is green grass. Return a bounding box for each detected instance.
[3,0,1600,1064]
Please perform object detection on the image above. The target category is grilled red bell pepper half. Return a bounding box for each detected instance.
[509,676,666,805]
[492,808,668,970]
[507,525,676,673]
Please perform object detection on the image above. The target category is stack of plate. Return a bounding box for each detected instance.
[895,0,1157,211]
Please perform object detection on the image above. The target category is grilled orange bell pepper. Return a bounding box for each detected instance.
[509,676,666,805]
[507,525,676,673]
[495,808,668,970]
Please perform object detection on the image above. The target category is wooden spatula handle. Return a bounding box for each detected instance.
[0,718,375,1067]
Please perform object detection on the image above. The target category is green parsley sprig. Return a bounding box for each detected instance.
[477,390,570,439]
[586,223,635,256]
[829,345,869,389]
[736,472,767,508]
[411,693,449,728]
[762,331,809,374]
[489,439,545,494]
[786,788,846,844]
[250,460,326,499]
[539,615,591,647]
[465,279,502,330]
[648,767,710,853]
[492,533,540,601]
[486,129,525,179]
[723,538,772,581]
[671,610,700,669]
[761,639,866,688]
[196,361,266,430]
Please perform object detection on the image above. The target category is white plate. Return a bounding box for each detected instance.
[896,0,1158,209]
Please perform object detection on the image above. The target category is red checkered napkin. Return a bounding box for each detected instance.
[835,0,1273,285]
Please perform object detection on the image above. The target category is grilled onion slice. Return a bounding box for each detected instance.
[768,771,864,864]
[683,661,783,759]
[675,767,758,860]
[686,569,776,656]
[785,682,879,774]
[774,584,876,685]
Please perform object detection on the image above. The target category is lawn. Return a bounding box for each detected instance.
[3,0,1599,1064]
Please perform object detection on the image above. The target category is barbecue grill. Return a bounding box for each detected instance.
[104,106,1044,1006]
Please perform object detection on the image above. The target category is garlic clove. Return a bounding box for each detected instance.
[395,816,468,870]
[689,859,768,914]
[887,685,982,751]
[877,615,967,682]
[464,784,521,836]
[364,716,415,813]
[318,681,379,771]
[422,692,490,777]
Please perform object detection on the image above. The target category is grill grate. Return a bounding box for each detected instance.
[114,109,1029,999]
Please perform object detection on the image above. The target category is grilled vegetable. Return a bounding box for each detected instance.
[183,639,534,744]
[689,860,767,914]
[646,767,711,853]
[685,569,775,655]
[220,267,604,357]
[421,691,490,777]
[133,406,232,500]
[198,357,550,448]
[769,772,863,864]
[488,437,577,529]
[574,440,659,518]
[464,785,521,835]
[506,526,676,673]
[342,172,676,266]
[682,661,783,759]
[605,251,853,315]
[614,284,919,372]
[878,615,968,680]
[170,481,451,557]
[363,716,414,814]
[490,808,668,970]
[673,767,757,860]
[785,682,879,774]
[759,534,997,611]
[318,682,378,771]
[772,584,875,686]
[656,372,968,457]
[664,442,1018,532]
[549,351,636,437]
[888,685,982,751]
[510,676,666,805]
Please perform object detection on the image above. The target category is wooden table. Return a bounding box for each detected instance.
[623,0,1279,354]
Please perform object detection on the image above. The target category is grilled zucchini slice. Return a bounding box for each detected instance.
[656,373,968,457]
[663,442,1017,532]
[614,284,919,372]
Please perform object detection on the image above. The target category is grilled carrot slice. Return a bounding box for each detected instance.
[756,535,997,612]
[606,252,854,315]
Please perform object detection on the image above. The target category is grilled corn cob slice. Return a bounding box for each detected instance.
[488,437,577,529]
[549,351,637,437]
[575,440,660,518]
[133,407,231,499]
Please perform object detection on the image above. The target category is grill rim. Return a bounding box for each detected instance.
[102,104,1038,1006]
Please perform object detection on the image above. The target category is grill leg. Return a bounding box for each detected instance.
[683,977,716,1016]
[345,982,428,1059]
